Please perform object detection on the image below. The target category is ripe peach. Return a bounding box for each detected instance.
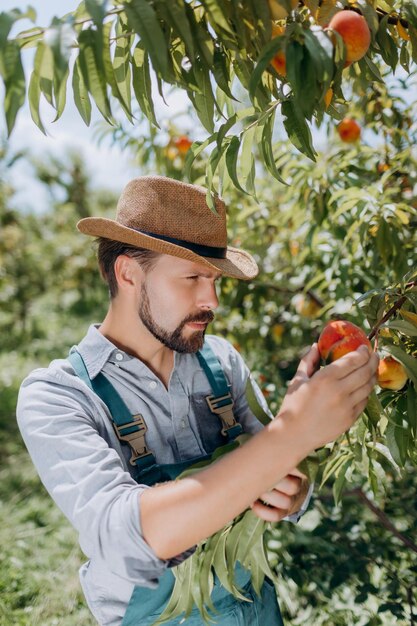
[271,50,286,76]
[271,24,286,76]
[268,0,298,20]
[174,136,192,154]
[328,10,371,63]
[337,117,361,143]
[377,356,408,391]
[318,320,372,363]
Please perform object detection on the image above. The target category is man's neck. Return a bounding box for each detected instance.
[99,302,174,388]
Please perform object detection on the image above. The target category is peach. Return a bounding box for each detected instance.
[271,50,286,76]
[271,24,286,76]
[377,356,408,391]
[337,117,361,143]
[174,136,192,154]
[318,320,372,363]
[328,10,371,63]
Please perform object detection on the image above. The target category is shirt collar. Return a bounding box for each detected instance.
[76,324,186,380]
[77,324,121,379]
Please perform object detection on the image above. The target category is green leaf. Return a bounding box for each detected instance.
[38,42,54,106]
[245,377,271,426]
[0,8,35,47]
[375,15,398,70]
[297,451,321,483]
[113,16,133,119]
[386,320,417,337]
[53,67,69,122]
[200,0,236,38]
[383,344,417,388]
[131,43,159,128]
[385,401,409,466]
[190,61,215,133]
[0,41,25,136]
[124,0,170,79]
[44,17,74,97]
[282,98,317,161]
[28,42,46,134]
[212,528,236,596]
[225,136,248,195]
[235,510,266,566]
[406,384,417,436]
[157,0,195,61]
[249,35,284,103]
[205,144,227,211]
[212,46,235,100]
[400,308,417,329]
[333,459,350,505]
[85,0,108,30]
[72,55,92,125]
[102,20,132,121]
[259,109,286,183]
[78,28,112,121]
[240,123,257,195]
[364,389,383,428]
[184,133,216,181]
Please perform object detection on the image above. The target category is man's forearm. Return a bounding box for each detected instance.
[140,413,308,559]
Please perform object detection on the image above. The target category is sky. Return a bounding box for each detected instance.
[1,0,189,213]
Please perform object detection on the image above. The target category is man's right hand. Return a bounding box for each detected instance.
[278,342,379,453]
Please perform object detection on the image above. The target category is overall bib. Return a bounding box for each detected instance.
[68,343,284,626]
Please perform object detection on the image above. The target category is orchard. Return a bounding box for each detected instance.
[1,0,417,624]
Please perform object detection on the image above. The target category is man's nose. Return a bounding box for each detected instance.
[198,280,219,310]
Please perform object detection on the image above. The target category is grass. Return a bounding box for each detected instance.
[0,423,95,626]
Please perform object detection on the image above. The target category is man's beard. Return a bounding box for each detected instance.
[138,283,214,353]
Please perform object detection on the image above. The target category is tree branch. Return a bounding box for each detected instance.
[367,280,417,341]
[352,488,417,556]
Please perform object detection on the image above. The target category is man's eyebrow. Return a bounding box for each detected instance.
[186,270,222,279]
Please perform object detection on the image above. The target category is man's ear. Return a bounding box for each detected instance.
[114,255,143,292]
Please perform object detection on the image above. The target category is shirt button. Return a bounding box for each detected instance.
[181,418,187,429]
[149,381,157,390]
[115,353,123,361]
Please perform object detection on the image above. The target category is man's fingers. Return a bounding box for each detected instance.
[296,343,320,378]
[271,474,302,496]
[251,500,288,523]
[349,376,377,409]
[323,346,378,382]
[257,489,294,510]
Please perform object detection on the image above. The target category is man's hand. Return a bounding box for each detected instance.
[278,342,379,453]
[251,468,310,523]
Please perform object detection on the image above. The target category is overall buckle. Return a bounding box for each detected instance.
[205,393,237,436]
[114,415,152,466]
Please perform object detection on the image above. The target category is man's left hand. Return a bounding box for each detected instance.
[251,468,310,523]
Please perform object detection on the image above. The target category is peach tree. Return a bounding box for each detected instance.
[2,0,417,623]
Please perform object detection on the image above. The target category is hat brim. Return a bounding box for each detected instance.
[77,217,259,280]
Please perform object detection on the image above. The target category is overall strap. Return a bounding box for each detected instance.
[196,342,243,441]
[68,348,156,472]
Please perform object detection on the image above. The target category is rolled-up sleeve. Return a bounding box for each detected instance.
[16,373,169,586]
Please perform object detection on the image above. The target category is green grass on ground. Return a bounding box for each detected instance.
[0,425,95,626]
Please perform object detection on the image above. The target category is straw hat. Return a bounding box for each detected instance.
[77,176,259,280]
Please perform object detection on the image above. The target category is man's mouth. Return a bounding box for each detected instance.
[186,321,209,330]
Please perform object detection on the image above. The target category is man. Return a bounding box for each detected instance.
[17,176,378,626]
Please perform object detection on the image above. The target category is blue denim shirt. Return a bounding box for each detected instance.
[17,325,312,626]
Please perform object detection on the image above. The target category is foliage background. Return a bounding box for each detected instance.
[1,0,417,624]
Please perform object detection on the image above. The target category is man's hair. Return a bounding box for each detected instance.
[96,238,161,299]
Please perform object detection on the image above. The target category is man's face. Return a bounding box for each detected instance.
[137,255,221,353]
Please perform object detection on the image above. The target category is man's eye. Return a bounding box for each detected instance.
[186,276,199,280]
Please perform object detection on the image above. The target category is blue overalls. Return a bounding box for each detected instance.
[68,343,284,626]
